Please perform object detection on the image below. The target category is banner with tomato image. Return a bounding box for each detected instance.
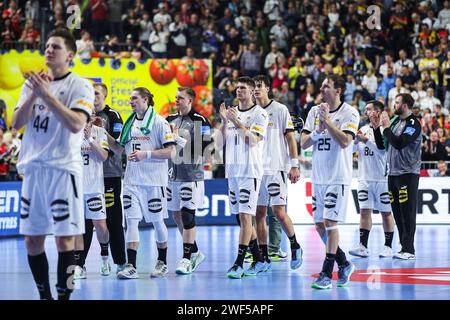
[0,50,213,126]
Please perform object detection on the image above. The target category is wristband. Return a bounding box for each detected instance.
[145,151,152,159]
[290,158,299,168]
[310,130,321,142]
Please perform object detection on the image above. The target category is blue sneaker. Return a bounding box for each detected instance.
[337,262,356,287]
[290,246,303,270]
[311,272,332,289]
[263,259,272,272]
[227,265,244,279]
[244,261,266,276]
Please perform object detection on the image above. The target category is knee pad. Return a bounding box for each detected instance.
[181,207,196,230]
[125,218,140,243]
[152,220,168,243]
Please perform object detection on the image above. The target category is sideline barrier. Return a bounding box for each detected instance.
[1,177,449,237]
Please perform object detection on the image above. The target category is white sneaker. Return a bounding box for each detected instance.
[116,264,126,274]
[393,252,416,260]
[117,263,139,279]
[190,251,205,272]
[151,260,168,278]
[175,258,192,275]
[100,257,111,276]
[348,243,369,258]
[268,248,288,262]
[73,266,86,280]
[379,246,393,258]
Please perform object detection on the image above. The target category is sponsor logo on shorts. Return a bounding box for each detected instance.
[87,197,103,212]
[148,199,163,213]
[180,187,193,201]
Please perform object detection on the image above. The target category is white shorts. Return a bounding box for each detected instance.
[228,177,261,216]
[257,172,288,207]
[84,193,106,220]
[20,167,85,236]
[312,184,350,223]
[167,181,205,211]
[357,180,391,212]
[123,184,168,223]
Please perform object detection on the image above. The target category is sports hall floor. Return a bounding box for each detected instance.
[1,225,449,300]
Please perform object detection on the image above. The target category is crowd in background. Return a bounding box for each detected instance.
[0,0,449,178]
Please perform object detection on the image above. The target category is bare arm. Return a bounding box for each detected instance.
[324,119,353,148]
[11,93,36,130]
[105,131,124,155]
[128,144,176,162]
[238,125,262,146]
[26,71,88,133]
[84,126,108,162]
[285,131,300,183]
[218,103,228,142]
[148,144,176,160]
[320,104,353,148]
[44,94,88,133]
[285,131,299,159]
[301,119,325,149]
[228,107,262,147]
[89,139,108,162]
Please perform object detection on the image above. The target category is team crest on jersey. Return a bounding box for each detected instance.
[404,127,416,136]
[113,123,123,133]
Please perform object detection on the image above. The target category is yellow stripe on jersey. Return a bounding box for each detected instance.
[344,123,358,131]
[76,99,94,111]
[164,134,174,140]
[287,120,294,127]
[101,141,109,150]
[250,125,264,134]
[314,117,319,125]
